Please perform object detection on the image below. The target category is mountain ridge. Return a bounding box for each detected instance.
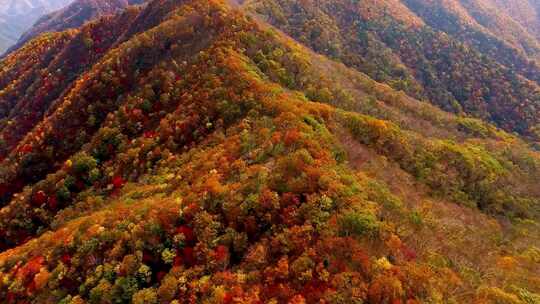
[0,0,73,54]
[0,0,538,303]
[243,0,540,141]
[4,0,147,55]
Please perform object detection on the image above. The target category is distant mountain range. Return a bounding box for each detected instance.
[0,0,73,54]
[0,0,69,15]
[9,0,146,53]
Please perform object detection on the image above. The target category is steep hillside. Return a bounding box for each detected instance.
[401,0,540,63]
[488,0,540,40]
[243,0,540,141]
[8,0,146,55]
[0,0,73,54]
[0,0,539,303]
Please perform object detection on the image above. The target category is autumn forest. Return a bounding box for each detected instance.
[0,0,539,303]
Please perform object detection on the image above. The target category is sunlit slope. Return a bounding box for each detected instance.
[0,0,538,303]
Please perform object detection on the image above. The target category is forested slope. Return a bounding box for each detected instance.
[0,0,538,303]
[6,0,147,55]
[243,0,540,141]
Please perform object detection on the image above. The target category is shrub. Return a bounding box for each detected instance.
[112,277,139,302]
[132,288,158,304]
[72,152,98,176]
[476,286,523,304]
[457,117,490,138]
[89,280,113,304]
[57,185,71,202]
[338,211,379,238]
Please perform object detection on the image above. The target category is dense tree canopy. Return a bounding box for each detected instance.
[244,0,540,140]
[0,0,538,303]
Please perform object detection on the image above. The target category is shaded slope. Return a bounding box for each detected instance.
[0,6,142,161]
[243,0,540,141]
[7,0,146,54]
[409,0,540,60]
[488,0,540,41]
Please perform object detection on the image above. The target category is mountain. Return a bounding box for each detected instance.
[10,0,147,53]
[243,0,540,141]
[0,0,539,303]
[399,0,540,64]
[0,0,73,54]
[487,0,540,41]
[0,0,70,15]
